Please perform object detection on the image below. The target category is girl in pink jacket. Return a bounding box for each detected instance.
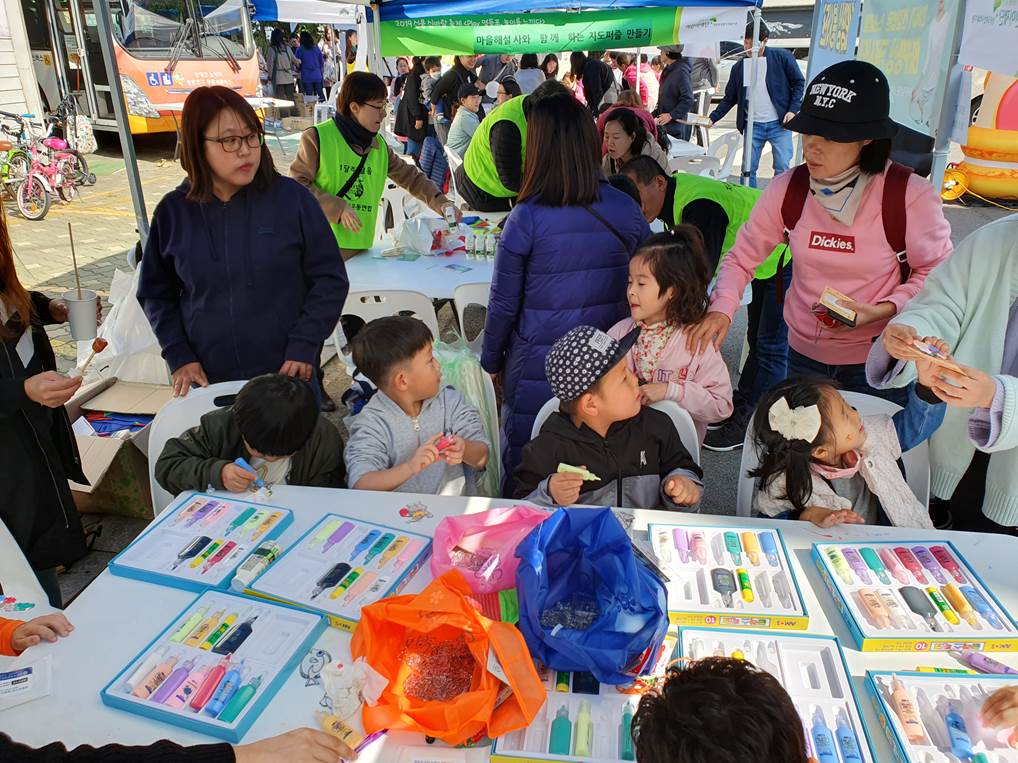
[690,60,952,406]
[609,228,734,443]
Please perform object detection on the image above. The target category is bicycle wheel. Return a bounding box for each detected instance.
[71,150,95,186]
[58,182,76,202]
[17,174,50,220]
[7,151,29,182]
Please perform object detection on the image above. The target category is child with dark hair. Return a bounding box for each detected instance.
[345,316,489,495]
[608,229,733,443]
[633,657,811,763]
[155,374,345,495]
[514,324,702,509]
[606,173,642,207]
[751,368,946,528]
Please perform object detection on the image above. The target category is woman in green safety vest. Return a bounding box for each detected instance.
[290,71,459,260]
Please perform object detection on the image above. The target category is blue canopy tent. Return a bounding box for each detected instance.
[249,0,361,23]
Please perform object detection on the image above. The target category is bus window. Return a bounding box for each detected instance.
[117,0,251,59]
[21,0,53,49]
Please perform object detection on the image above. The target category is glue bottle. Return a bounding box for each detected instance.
[231,542,282,591]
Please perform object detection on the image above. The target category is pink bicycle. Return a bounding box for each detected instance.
[17,120,82,221]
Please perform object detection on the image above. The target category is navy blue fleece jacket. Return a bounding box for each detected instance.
[137,174,348,382]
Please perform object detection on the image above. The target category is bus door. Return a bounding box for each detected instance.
[65,0,119,125]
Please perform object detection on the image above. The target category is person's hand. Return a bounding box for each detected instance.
[414,119,424,129]
[639,383,669,405]
[48,299,68,322]
[549,470,586,506]
[490,372,503,408]
[929,364,997,409]
[443,204,463,224]
[656,113,673,125]
[913,336,952,389]
[842,299,895,329]
[783,112,796,124]
[339,207,362,233]
[171,362,209,397]
[10,613,74,652]
[221,463,258,492]
[24,371,82,408]
[408,434,442,475]
[982,686,1018,730]
[801,506,866,528]
[687,311,731,354]
[279,360,313,382]
[665,476,701,506]
[234,728,357,763]
[438,434,466,466]
[882,323,923,361]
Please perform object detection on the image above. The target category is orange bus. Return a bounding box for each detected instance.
[21,0,259,134]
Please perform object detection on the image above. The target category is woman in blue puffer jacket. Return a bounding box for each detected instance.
[295,31,325,102]
[482,92,651,496]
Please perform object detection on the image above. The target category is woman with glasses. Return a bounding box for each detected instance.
[138,87,349,400]
[290,71,458,259]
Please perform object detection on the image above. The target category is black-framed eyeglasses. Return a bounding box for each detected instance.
[361,101,391,117]
[204,132,264,153]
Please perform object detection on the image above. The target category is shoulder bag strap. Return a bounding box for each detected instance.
[773,163,811,304]
[336,143,372,199]
[882,161,912,283]
[584,205,635,256]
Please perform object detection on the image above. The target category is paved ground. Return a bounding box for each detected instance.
[9,124,1013,604]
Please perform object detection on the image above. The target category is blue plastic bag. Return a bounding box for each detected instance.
[515,507,669,685]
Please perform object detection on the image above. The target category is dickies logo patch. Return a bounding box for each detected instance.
[809,231,856,253]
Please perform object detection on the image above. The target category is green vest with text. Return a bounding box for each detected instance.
[671,173,789,280]
[314,119,388,251]
[463,95,527,199]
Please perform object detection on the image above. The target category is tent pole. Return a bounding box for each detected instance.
[740,7,761,187]
[93,0,150,248]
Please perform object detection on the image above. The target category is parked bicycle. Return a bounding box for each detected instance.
[17,122,83,221]
[0,111,32,197]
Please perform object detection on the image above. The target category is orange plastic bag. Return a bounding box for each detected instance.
[351,570,546,746]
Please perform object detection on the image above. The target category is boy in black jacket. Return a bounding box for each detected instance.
[514,325,703,509]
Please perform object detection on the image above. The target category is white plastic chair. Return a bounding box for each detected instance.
[376,182,408,240]
[332,289,441,367]
[452,282,490,355]
[735,390,931,518]
[531,398,701,465]
[669,155,723,176]
[442,143,464,205]
[479,370,501,494]
[148,380,247,515]
[705,131,742,181]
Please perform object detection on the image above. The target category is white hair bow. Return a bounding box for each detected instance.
[768,397,822,443]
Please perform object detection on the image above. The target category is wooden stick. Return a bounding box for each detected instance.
[68,222,81,299]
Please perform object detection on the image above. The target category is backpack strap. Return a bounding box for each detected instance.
[774,164,811,304]
[882,161,912,284]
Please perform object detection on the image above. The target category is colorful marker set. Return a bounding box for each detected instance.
[101,590,324,742]
[679,628,876,763]
[491,669,641,762]
[812,542,1018,652]
[647,523,809,630]
[247,513,432,631]
[109,492,292,592]
[866,671,1018,762]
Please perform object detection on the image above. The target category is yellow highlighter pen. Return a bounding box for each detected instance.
[736,568,754,603]
[377,536,409,569]
[189,539,223,569]
[329,568,363,600]
[740,532,762,566]
[250,511,283,542]
[926,587,961,625]
[942,583,981,629]
[184,609,223,647]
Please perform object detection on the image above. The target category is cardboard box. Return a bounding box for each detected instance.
[67,378,173,519]
[281,116,313,131]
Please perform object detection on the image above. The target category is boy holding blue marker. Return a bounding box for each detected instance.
[156,374,345,496]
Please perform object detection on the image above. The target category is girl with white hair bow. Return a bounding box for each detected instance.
[749,364,947,528]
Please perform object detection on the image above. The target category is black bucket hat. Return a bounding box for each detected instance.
[784,60,899,142]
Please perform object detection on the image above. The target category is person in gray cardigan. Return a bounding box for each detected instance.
[345,316,489,495]
[266,28,299,117]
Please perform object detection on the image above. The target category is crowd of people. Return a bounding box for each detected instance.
[6,20,1018,763]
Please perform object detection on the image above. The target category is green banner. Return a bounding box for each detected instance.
[381,7,683,57]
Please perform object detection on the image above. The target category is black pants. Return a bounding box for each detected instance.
[948,451,1017,535]
[454,165,513,213]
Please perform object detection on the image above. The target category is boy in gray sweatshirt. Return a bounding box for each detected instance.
[345,316,489,494]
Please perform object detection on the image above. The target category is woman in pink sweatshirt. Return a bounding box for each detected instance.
[609,228,733,443]
[689,60,952,404]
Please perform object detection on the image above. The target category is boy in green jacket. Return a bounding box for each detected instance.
[156,374,345,496]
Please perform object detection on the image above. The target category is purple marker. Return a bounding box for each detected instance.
[951,649,1018,676]
[321,521,355,554]
[672,529,690,563]
[841,548,871,584]
[911,546,948,585]
[185,501,218,527]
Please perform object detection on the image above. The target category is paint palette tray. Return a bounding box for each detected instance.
[247,513,432,631]
[109,492,292,592]
[491,666,644,762]
[679,628,877,762]
[100,589,324,742]
[812,542,1018,652]
[646,523,809,630]
[866,671,1018,762]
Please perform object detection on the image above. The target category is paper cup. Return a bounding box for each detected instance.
[63,289,97,341]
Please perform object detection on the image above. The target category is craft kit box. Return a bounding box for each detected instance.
[109,492,292,593]
[680,627,877,763]
[646,523,809,630]
[812,541,1018,652]
[247,512,432,631]
[100,589,325,743]
[866,670,1018,762]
